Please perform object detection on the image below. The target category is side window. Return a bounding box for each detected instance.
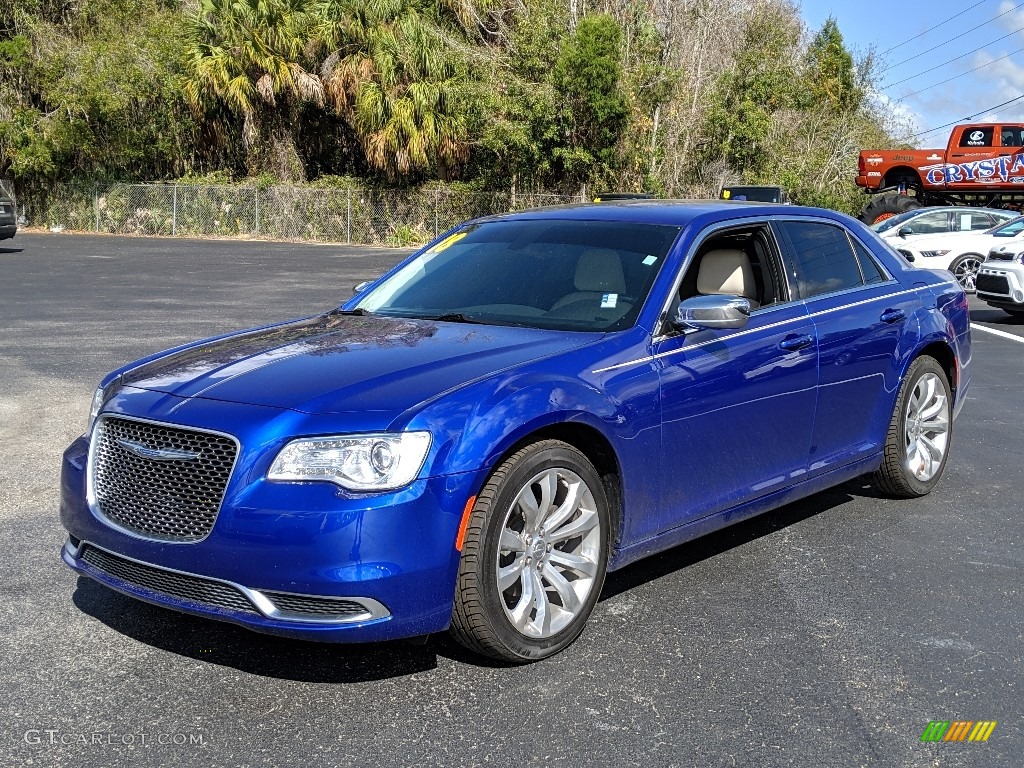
[1000,126,1024,147]
[962,212,995,231]
[670,223,789,320]
[959,126,994,147]
[776,221,864,299]
[850,238,889,284]
[909,211,950,234]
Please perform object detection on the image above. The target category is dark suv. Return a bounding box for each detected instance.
[0,185,16,240]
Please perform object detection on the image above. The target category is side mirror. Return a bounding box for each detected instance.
[898,226,914,238]
[353,280,372,294]
[673,295,751,331]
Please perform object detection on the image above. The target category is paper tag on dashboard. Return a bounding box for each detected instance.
[601,293,618,308]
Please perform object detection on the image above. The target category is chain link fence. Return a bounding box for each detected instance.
[26,183,588,246]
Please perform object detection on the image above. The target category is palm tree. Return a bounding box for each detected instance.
[184,0,324,180]
[315,0,470,178]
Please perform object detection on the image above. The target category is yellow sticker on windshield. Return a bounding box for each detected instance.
[427,232,467,254]
[722,189,731,199]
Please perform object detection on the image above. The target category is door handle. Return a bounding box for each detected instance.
[779,334,813,351]
[880,309,905,324]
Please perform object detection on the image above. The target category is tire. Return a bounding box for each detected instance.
[450,440,610,662]
[948,253,984,293]
[858,193,922,225]
[871,356,952,498]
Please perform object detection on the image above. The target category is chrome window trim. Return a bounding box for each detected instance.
[593,285,927,374]
[67,539,391,624]
[86,413,242,545]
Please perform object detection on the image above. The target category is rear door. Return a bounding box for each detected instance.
[996,124,1024,186]
[774,218,917,476]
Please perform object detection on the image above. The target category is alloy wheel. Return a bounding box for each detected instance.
[903,371,950,482]
[952,256,981,292]
[495,468,601,639]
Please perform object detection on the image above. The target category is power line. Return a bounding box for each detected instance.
[880,3,1023,74]
[881,23,1024,88]
[898,47,1024,99]
[913,93,1024,140]
[880,0,989,56]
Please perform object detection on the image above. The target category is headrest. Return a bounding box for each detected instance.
[697,249,756,300]
[575,249,626,293]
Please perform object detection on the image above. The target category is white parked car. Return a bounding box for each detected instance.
[889,215,1024,292]
[871,206,1016,241]
[977,242,1024,317]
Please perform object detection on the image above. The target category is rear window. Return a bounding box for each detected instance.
[777,221,866,299]
[959,127,994,148]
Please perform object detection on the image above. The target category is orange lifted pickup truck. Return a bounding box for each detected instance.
[856,123,1024,223]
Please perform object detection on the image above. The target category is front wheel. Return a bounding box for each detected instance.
[949,254,983,293]
[450,440,609,662]
[871,356,952,497]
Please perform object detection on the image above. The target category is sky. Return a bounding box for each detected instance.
[800,0,1024,146]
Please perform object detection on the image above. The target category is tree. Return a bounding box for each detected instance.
[801,18,862,114]
[701,3,802,177]
[552,14,629,186]
[316,0,471,179]
[184,0,324,181]
[0,0,200,183]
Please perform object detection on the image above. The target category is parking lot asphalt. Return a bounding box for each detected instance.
[1,232,1021,768]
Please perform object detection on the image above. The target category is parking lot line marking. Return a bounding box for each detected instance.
[970,323,1024,344]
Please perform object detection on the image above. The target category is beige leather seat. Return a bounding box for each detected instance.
[696,248,759,307]
[552,249,626,310]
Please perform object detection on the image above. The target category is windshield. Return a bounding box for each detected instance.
[988,215,1024,236]
[357,219,680,331]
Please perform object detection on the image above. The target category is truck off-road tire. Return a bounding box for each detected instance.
[450,440,610,663]
[871,356,952,498]
[858,193,922,225]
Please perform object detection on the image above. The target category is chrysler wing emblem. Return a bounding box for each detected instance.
[116,438,201,462]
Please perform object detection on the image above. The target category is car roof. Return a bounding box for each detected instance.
[897,206,1013,214]
[474,199,850,227]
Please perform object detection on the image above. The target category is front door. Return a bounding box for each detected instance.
[946,125,999,189]
[649,221,818,539]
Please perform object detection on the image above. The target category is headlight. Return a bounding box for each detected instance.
[268,432,432,491]
[919,250,950,259]
[86,378,120,434]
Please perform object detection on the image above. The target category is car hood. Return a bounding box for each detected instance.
[120,312,592,415]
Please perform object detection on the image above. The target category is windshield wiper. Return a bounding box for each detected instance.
[426,312,487,324]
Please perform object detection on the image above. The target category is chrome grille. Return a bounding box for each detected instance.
[91,416,238,541]
[81,545,258,614]
[262,591,371,619]
[976,273,1010,295]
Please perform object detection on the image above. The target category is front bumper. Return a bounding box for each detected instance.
[977,263,1024,310]
[60,414,481,643]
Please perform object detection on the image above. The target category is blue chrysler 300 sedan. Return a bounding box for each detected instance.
[61,201,971,662]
